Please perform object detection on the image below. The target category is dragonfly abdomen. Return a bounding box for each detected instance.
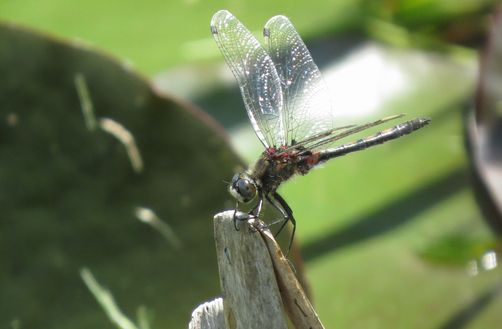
[318,117,431,163]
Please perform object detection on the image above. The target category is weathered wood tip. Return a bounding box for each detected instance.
[189,297,225,329]
[211,210,325,329]
[213,210,289,329]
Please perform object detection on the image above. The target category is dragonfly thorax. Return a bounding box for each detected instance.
[229,173,257,203]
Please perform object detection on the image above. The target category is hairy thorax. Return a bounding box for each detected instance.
[250,146,321,194]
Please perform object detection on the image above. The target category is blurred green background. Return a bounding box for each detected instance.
[1,0,502,328]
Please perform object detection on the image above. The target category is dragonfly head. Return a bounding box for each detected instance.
[229,173,257,203]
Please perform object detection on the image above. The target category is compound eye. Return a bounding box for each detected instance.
[231,173,240,184]
[236,179,256,202]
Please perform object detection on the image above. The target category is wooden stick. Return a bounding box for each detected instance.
[213,211,289,329]
[212,210,325,328]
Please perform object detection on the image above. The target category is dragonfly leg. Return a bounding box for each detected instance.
[232,203,255,231]
[265,192,296,254]
[249,189,263,217]
[232,190,263,231]
[273,192,296,253]
[232,204,240,231]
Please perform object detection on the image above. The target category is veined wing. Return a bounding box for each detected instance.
[211,10,285,148]
[279,114,405,154]
[264,15,333,147]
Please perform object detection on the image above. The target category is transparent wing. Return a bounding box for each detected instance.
[264,15,333,147]
[281,114,405,153]
[211,10,285,148]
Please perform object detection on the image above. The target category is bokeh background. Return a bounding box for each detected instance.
[1,0,502,328]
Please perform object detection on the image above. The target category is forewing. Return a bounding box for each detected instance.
[211,10,285,148]
[264,15,334,147]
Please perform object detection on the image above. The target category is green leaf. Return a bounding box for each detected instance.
[0,24,239,328]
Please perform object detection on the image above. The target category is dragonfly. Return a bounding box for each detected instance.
[210,10,430,251]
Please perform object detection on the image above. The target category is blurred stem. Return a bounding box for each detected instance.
[74,73,97,131]
[137,306,151,329]
[80,268,140,329]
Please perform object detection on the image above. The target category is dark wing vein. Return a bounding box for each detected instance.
[264,15,333,146]
[278,114,405,154]
[211,10,285,148]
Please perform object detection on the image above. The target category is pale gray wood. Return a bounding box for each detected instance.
[213,211,288,329]
[188,297,225,329]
